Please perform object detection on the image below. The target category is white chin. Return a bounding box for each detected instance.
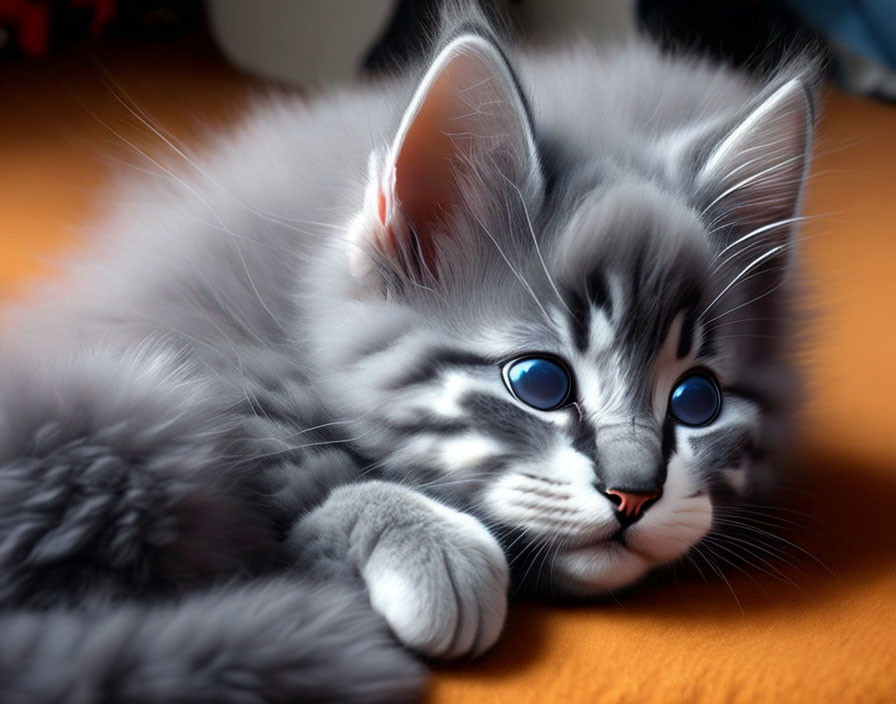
[624,495,714,564]
[552,541,650,596]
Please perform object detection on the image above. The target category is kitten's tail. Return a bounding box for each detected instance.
[0,577,425,704]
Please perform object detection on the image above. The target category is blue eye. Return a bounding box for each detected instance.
[669,372,722,426]
[503,356,572,411]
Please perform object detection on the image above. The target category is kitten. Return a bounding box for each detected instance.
[0,6,818,704]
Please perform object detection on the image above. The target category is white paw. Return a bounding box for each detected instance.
[362,499,509,659]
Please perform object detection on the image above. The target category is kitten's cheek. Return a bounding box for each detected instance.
[625,495,713,563]
[552,543,649,596]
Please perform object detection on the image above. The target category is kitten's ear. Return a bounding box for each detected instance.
[694,74,817,245]
[352,34,542,286]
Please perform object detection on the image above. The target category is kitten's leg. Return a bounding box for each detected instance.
[0,576,425,704]
[0,343,273,607]
[0,346,425,702]
[286,480,510,659]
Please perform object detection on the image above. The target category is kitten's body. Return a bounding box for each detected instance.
[0,11,817,704]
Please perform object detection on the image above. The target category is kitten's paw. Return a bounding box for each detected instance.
[362,498,509,659]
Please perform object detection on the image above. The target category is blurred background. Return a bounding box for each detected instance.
[1,1,894,94]
[0,2,894,703]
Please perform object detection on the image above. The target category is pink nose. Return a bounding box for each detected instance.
[604,490,660,519]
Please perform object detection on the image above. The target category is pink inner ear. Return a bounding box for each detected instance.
[374,71,465,279]
[392,62,462,232]
[374,37,538,283]
[377,189,387,225]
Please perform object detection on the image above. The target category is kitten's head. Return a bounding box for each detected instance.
[315,32,816,596]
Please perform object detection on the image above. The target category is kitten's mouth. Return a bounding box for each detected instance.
[561,529,627,552]
[566,529,651,559]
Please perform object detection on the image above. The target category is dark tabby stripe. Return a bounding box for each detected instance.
[463,392,557,448]
[384,418,470,436]
[661,414,677,462]
[565,268,612,353]
[585,268,612,314]
[386,348,494,389]
[677,303,701,359]
[570,414,598,462]
[354,328,410,361]
[565,288,591,352]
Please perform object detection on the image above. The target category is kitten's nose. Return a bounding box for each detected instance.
[603,489,660,526]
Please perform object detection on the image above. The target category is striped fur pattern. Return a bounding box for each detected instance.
[314,37,818,596]
[0,8,818,703]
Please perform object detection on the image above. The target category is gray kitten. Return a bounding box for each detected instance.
[0,6,818,704]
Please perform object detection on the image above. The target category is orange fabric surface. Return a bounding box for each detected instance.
[1,41,895,703]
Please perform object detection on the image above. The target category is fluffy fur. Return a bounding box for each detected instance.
[0,5,819,702]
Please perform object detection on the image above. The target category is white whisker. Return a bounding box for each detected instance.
[701,245,786,318]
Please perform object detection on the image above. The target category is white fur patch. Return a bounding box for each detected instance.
[362,496,508,658]
[393,370,488,421]
[431,371,483,418]
[482,444,617,545]
[386,431,502,475]
[575,359,630,419]
[625,454,712,563]
[440,434,504,472]
[589,306,615,353]
[554,542,650,595]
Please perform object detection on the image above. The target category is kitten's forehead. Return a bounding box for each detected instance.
[552,181,707,269]
[430,182,712,360]
[540,182,713,402]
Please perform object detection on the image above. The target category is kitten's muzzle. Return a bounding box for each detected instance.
[592,426,666,527]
